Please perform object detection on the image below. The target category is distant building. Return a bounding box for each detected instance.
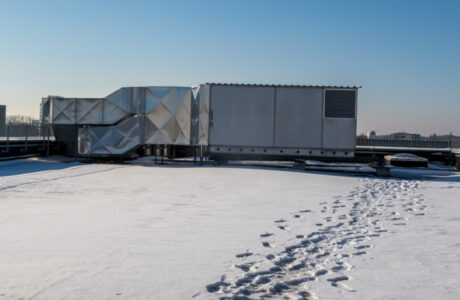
[390,132,421,140]
[0,105,5,136]
[366,130,376,139]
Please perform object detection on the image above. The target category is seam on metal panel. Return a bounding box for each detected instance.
[272,87,277,147]
[321,89,324,148]
[208,84,213,145]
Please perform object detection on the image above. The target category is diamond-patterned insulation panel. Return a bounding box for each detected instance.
[70,87,198,155]
[45,86,206,156]
[144,87,192,145]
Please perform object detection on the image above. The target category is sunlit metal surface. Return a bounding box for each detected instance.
[144,87,193,145]
[192,85,210,145]
[43,87,197,156]
[78,116,141,156]
[42,84,360,158]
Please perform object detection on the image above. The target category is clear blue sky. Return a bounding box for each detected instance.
[0,0,459,135]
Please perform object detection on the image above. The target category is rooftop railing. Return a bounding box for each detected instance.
[0,124,55,156]
[356,137,459,151]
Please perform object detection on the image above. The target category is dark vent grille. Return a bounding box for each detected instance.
[325,90,356,118]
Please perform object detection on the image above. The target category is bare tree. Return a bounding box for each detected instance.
[6,115,39,125]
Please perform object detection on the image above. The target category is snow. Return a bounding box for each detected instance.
[385,153,428,161]
[1,157,459,299]
[0,137,55,141]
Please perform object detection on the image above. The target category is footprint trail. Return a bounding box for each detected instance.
[198,178,426,299]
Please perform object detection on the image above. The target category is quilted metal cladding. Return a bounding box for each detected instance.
[76,99,104,124]
[42,87,142,125]
[51,97,76,124]
[76,86,196,156]
[192,84,210,145]
[78,116,141,156]
[104,87,144,123]
[144,87,193,145]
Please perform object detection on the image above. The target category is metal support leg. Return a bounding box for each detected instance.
[6,125,10,154]
[200,146,203,163]
[194,146,197,165]
[46,124,50,156]
[25,125,29,152]
[42,125,46,153]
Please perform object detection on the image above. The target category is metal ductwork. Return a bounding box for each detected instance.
[42,86,209,156]
[42,83,358,159]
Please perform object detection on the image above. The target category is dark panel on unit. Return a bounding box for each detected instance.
[52,124,79,156]
[324,90,356,118]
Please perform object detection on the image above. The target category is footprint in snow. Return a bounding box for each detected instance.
[260,232,274,238]
[278,225,290,231]
[255,276,271,285]
[235,251,253,258]
[315,251,330,259]
[235,262,255,272]
[327,275,355,291]
[315,269,328,276]
[331,265,346,272]
[262,241,275,248]
[206,275,230,293]
[355,245,370,250]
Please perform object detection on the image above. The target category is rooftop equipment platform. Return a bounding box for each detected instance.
[41,84,359,161]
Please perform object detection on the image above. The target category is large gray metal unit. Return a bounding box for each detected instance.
[41,83,358,159]
[197,83,357,159]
